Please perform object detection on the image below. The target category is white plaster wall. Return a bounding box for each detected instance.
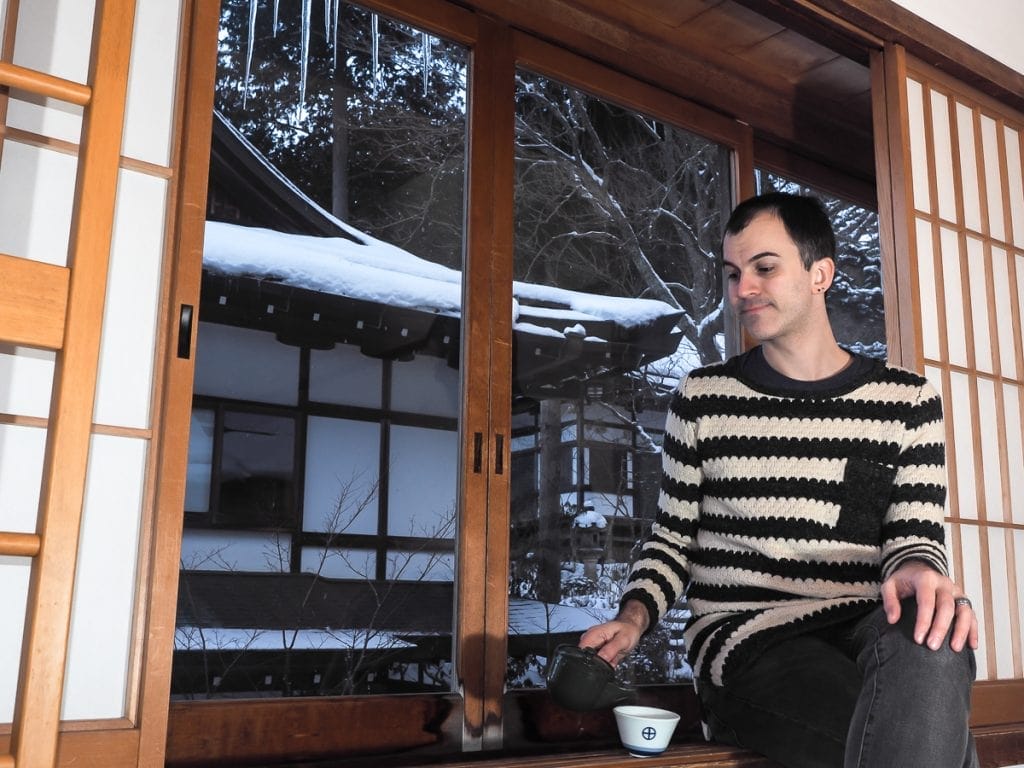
[890,0,1023,75]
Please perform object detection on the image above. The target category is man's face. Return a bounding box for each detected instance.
[722,212,822,344]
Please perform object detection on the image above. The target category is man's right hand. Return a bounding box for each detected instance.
[578,599,650,667]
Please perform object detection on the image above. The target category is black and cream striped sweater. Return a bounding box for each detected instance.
[622,348,948,687]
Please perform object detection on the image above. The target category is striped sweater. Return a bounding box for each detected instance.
[622,349,948,687]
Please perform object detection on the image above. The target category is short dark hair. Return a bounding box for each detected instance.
[724,192,835,270]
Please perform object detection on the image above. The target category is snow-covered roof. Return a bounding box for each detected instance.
[507,599,616,636]
[204,220,683,336]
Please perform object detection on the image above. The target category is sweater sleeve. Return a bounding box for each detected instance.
[620,375,701,631]
[880,378,949,580]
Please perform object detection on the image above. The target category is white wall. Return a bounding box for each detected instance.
[890,0,1023,75]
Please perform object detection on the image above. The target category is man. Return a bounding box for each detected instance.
[579,192,979,768]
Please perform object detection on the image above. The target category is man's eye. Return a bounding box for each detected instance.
[725,272,739,281]
[757,265,774,274]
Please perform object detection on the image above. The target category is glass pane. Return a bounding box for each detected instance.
[216,411,296,528]
[184,409,214,514]
[757,172,887,358]
[173,1,466,700]
[507,70,733,688]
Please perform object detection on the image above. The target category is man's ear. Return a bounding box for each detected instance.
[811,258,835,293]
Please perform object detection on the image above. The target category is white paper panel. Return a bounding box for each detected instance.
[1016,531,1024,671]
[965,237,992,373]
[986,527,1014,679]
[930,89,957,222]
[990,247,1017,378]
[193,323,300,405]
[980,115,1006,242]
[0,346,55,418]
[1006,126,1024,249]
[179,529,289,572]
[0,142,76,266]
[1004,384,1024,526]
[303,417,380,534]
[301,547,375,579]
[940,227,968,367]
[387,424,457,537]
[956,103,983,233]
[93,171,167,429]
[386,551,455,581]
[975,378,1002,520]
[391,353,459,418]
[122,0,183,165]
[6,0,92,143]
[309,344,382,408]
[958,525,989,679]
[949,371,977,519]
[907,79,931,214]
[917,218,941,361]
[0,423,44,723]
[0,423,46,533]
[0,555,31,723]
[62,434,146,720]
[1018,255,1024,367]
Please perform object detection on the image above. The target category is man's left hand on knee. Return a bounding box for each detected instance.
[880,561,979,652]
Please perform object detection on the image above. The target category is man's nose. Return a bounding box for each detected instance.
[736,272,758,297]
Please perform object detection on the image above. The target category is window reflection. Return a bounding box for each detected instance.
[508,71,732,687]
[173,1,467,700]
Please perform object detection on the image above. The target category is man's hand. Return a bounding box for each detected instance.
[578,599,649,667]
[881,560,979,652]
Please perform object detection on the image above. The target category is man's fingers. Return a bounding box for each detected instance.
[880,579,901,623]
[913,588,936,645]
[926,594,955,650]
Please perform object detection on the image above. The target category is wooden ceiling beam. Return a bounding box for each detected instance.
[456,0,876,180]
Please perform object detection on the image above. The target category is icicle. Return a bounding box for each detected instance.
[243,0,258,108]
[371,12,379,99]
[272,0,280,37]
[421,32,430,96]
[324,0,331,41]
[299,0,312,115]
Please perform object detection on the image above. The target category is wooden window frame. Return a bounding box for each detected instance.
[152,1,753,763]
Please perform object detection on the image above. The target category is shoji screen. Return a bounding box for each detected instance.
[0,0,182,748]
[903,59,1024,683]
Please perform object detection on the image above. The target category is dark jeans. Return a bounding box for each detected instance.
[697,599,978,768]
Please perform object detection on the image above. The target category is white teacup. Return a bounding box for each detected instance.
[613,705,680,757]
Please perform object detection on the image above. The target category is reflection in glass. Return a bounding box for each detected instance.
[508,71,732,688]
[173,2,466,700]
[217,411,296,528]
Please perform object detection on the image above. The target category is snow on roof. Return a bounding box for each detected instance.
[174,626,417,652]
[175,601,613,649]
[507,599,616,636]
[203,220,682,334]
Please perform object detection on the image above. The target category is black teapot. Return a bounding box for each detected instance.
[546,644,637,711]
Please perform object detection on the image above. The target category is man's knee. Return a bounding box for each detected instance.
[861,597,976,684]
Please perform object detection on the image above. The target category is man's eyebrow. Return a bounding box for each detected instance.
[722,251,778,269]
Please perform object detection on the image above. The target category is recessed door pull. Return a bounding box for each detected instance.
[473,432,483,473]
[495,433,504,475]
[177,304,194,359]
